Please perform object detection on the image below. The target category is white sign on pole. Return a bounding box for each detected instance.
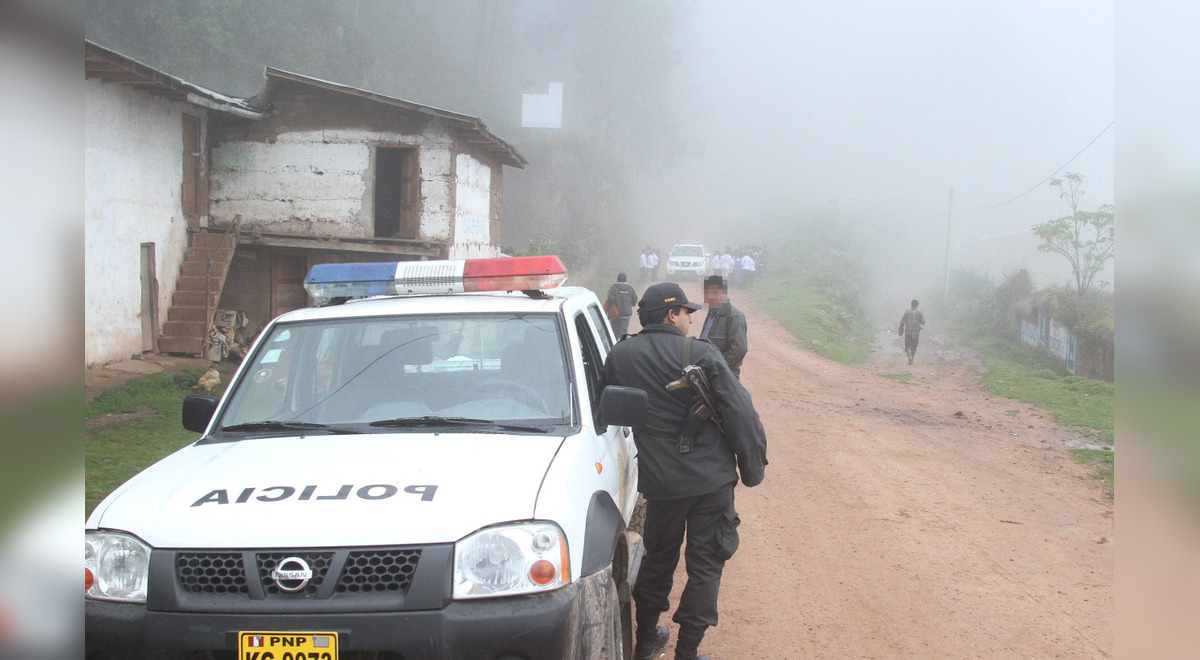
[521,83,563,129]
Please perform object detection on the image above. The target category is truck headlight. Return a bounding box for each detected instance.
[453,522,569,599]
[85,531,151,602]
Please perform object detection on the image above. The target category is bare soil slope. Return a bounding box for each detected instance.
[637,283,1112,658]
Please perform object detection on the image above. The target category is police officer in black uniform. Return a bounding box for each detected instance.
[604,282,768,660]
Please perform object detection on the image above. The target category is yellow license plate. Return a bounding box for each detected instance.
[237,631,338,660]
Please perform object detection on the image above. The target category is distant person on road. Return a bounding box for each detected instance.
[604,281,767,660]
[718,247,734,279]
[649,248,661,281]
[640,247,651,282]
[740,251,756,288]
[898,299,926,365]
[701,275,748,378]
[604,272,638,339]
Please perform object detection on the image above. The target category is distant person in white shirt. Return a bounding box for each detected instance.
[740,252,756,287]
[719,249,734,279]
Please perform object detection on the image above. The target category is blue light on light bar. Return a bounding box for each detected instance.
[304,262,403,300]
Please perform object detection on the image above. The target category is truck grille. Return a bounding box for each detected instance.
[337,549,421,593]
[173,547,421,597]
[177,552,248,594]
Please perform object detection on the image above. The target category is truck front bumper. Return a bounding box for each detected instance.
[86,581,583,660]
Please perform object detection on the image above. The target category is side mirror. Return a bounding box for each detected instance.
[599,386,648,428]
[183,394,219,433]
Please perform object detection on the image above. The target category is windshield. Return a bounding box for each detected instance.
[217,313,572,432]
[671,245,704,258]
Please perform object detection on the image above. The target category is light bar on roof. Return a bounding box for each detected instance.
[304,256,568,303]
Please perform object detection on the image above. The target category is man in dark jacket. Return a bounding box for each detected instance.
[700,275,748,378]
[604,282,768,660]
[604,272,638,339]
[897,299,926,365]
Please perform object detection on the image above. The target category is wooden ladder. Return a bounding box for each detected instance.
[157,216,241,356]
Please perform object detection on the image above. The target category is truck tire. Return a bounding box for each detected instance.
[576,563,631,660]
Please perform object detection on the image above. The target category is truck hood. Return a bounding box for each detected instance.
[88,432,565,548]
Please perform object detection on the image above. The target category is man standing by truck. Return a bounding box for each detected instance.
[604,282,768,660]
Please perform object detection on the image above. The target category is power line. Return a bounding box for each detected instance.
[977,121,1114,209]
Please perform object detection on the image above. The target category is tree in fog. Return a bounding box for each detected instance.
[1032,173,1114,296]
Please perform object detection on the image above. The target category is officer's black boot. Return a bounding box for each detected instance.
[633,627,669,660]
[633,610,669,660]
[673,624,709,660]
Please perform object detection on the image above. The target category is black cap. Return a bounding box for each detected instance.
[638,282,703,313]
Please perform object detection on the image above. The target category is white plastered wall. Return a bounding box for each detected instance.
[448,154,500,259]
[209,123,458,244]
[84,79,191,366]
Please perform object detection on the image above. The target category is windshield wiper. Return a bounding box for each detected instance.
[368,416,548,433]
[220,420,357,434]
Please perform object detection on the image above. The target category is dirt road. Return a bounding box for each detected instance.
[637,283,1113,658]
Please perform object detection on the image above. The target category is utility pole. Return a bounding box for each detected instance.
[944,186,954,299]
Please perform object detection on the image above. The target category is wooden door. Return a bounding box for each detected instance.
[270,255,310,319]
[182,115,201,220]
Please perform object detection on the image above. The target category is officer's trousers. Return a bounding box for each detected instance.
[633,481,740,630]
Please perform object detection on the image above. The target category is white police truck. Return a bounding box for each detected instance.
[665,243,708,280]
[85,256,650,660]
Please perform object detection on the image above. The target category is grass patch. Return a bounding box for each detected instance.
[970,337,1113,444]
[1004,409,1020,416]
[1070,448,1114,490]
[752,277,872,365]
[86,370,223,516]
[969,337,1114,493]
[882,373,915,384]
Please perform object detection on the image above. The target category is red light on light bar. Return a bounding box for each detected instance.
[462,255,568,292]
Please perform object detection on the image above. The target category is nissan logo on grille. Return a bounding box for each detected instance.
[270,556,313,592]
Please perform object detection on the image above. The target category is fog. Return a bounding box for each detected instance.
[84,0,1115,307]
[641,1,1113,310]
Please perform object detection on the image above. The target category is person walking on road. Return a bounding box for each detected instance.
[604,272,638,339]
[898,299,926,365]
[718,247,733,280]
[700,275,748,378]
[604,282,768,660]
[739,251,756,288]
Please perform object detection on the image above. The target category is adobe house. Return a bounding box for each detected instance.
[209,68,527,335]
[84,41,525,364]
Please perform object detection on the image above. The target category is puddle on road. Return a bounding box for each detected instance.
[1062,438,1113,452]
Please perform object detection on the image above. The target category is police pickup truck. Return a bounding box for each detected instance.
[85,256,649,660]
[665,243,707,280]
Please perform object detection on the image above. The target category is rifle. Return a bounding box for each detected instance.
[666,364,725,453]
